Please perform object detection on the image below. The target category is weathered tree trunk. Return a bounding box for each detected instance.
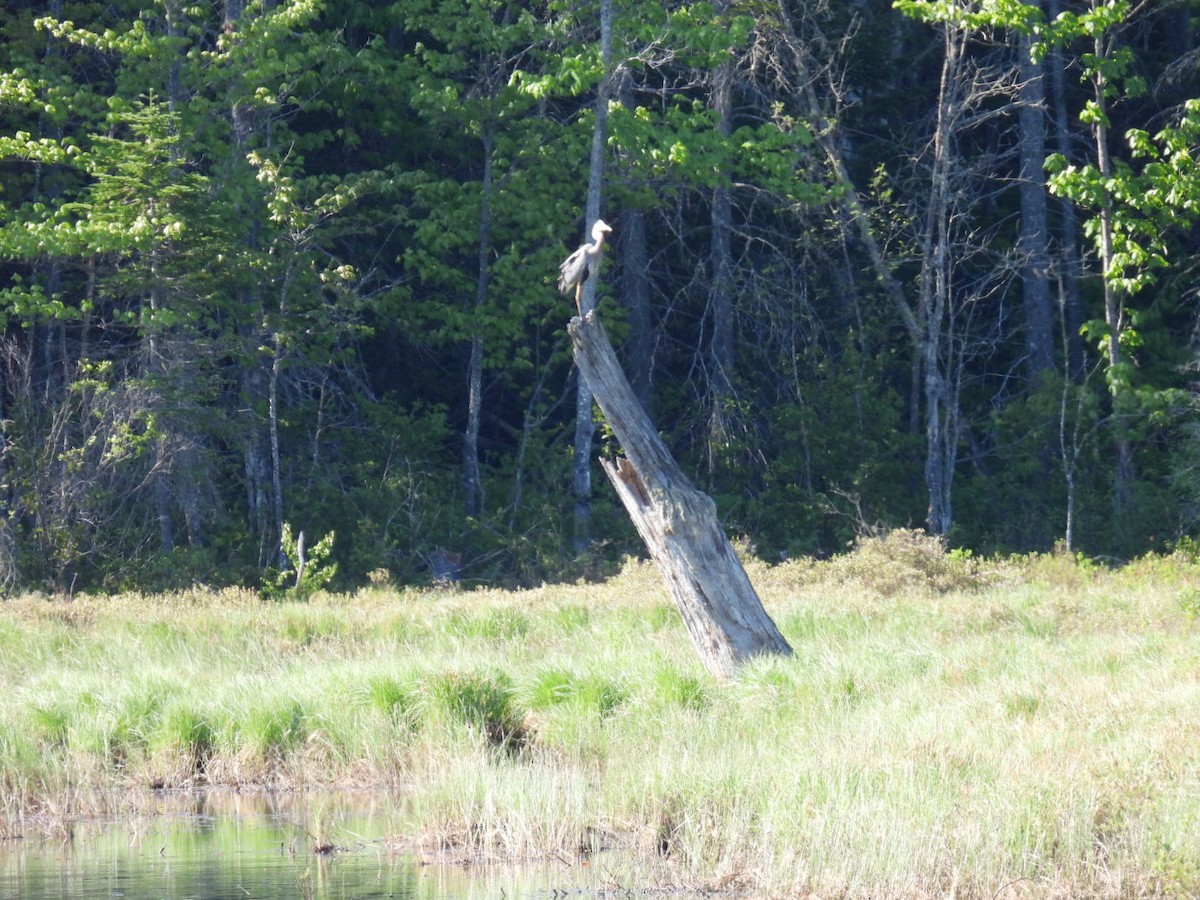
[568,311,792,679]
[919,24,961,538]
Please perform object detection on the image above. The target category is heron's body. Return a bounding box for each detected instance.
[558,219,612,314]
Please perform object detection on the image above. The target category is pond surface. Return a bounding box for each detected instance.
[0,792,606,900]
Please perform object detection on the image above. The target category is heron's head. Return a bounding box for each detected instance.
[592,219,613,240]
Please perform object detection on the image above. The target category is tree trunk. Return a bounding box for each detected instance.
[1017,28,1055,379]
[268,329,286,569]
[464,126,493,519]
[572,0,613,555]
[617,75,653,412]
[1090,31,1134,513]
[618,207,652,411]
[1046,0,1084,378]
[225,0,273,564]
[708,0,735,462]
[242,362,271,565]
[568,311,792,679]
[920,25,960,537]
[147,275,174,554]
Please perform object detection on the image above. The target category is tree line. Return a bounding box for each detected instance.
[1,0,1198,593]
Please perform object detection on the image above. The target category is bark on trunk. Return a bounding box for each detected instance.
[464,126,493,519]
[617,76,653,412]
[1090,33,1134,513]
[709,0,735,457]
[568,311,792,679]
[225,0,274,564]
[1017,29,1055,379]
[920,26,960,537]
[571,0,613,555]
[1046,0,1084,378]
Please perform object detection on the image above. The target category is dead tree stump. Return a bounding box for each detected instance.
[568,310,792,678]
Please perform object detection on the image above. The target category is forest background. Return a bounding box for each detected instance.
[1,0,1200,594]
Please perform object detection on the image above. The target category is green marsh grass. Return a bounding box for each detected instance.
[1,534,1199,896]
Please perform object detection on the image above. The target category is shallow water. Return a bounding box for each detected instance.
[0,792,602,900]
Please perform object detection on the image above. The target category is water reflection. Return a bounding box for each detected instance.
[0,792,429,900]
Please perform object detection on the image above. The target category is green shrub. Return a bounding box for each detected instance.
[263,524,338,600]
[827,529,982,596]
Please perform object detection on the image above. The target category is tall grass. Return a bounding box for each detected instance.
[2,534,1200,896]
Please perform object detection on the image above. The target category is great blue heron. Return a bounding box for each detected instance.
[558,218,613,315]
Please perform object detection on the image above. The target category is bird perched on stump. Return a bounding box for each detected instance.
[558,218,613,316]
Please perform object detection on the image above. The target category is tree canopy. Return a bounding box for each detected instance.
[2,0,1199,593]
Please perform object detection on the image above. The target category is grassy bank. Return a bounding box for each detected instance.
[2,533,1199,898]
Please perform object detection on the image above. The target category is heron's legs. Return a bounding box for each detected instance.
[574,283,583,317]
